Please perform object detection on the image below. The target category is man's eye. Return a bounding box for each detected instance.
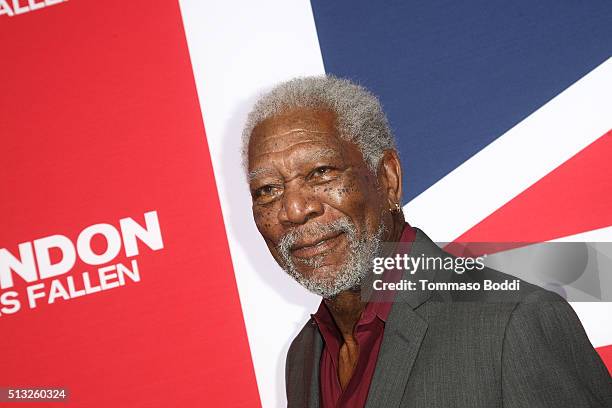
[253,185,279,200]
[310,166,335,179]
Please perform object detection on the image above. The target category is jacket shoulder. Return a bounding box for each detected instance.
[501,289,612,406]
[286,318,316,362]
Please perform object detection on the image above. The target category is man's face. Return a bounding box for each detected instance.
[248,108,390,297]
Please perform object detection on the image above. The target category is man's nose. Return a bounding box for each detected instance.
[278,184,323,226]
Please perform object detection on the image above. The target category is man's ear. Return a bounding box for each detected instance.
[377,149,403,208]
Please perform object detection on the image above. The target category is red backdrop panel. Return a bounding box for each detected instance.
[0,1,259,406]
[456,130,612,243]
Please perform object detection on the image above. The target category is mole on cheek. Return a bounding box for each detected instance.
[254,208,269,222]
[259,215,274,229]
[334,187,345,197]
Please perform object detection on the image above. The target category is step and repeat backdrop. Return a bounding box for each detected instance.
[1,0,611,406]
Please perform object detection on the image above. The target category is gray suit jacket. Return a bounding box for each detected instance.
[285,228,612,407]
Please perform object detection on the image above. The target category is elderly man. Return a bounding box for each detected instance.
[243,76,612,408]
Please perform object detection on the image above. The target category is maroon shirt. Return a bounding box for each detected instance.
[312,224,416,408]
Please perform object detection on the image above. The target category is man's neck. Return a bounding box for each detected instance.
[324,289,365,342]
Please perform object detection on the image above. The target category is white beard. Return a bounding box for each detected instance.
[277,217,385,298]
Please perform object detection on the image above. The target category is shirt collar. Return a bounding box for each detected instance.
[312,222,415,331]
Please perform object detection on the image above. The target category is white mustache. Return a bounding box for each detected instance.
[277,218,355,255]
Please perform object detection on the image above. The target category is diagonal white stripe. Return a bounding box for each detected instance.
[571,302,612,349]
[551,226,612,243]
[404,58,612,242]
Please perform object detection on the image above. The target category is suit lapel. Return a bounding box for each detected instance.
[365,301,428,408]
[304,323,323,408]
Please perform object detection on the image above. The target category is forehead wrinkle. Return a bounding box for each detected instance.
[306,148,339,162]
[249,139,344,183]
[250,139,332,161]
[247,168,274,182]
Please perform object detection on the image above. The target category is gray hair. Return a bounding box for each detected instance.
[242,75,396,173]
